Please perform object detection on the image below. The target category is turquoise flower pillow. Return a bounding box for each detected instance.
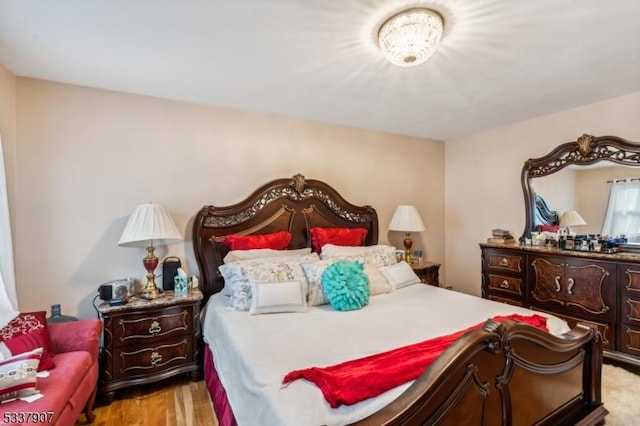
[322,260,370,311]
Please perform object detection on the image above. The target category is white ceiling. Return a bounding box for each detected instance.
[1,0,640,141]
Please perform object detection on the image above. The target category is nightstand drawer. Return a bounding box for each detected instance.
[487,252,523,273]
[113,306,193,347]
[488,274,523,296]
[112,337,194,380]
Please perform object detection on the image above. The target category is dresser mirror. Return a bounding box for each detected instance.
[521,134,640,243]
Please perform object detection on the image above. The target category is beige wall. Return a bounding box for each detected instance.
[445,91,640,296]
[12,78,444,318]
[6,68,640,316]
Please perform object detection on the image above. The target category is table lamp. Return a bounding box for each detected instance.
[118,203,182,299]
[388,205,425,263]
[559,210,586,235]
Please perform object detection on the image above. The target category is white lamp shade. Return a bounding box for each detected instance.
[388,205,425,232]
[118,203,182,247]
[559,210,587,227]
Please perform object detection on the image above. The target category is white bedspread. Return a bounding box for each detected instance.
[202,284,570,426]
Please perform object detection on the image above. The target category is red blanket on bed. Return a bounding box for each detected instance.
[282,314,548,408]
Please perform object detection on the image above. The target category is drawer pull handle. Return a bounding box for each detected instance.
[500,258,509,266]
[567,277,575,295]
[555,276,561,292]
[151,351,162,366]
[500,280,510,289]
[149,321,161,334]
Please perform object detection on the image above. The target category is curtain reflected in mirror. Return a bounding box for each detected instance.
[602,178,640,243]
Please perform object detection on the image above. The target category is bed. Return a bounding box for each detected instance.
[192,174,608,426]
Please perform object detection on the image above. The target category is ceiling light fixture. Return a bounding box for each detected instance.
[378,8,444,67]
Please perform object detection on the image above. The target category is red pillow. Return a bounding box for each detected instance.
[310,227,368,253]
[0,311,55,371]
[222,231,292,250]
[537,225,560,233]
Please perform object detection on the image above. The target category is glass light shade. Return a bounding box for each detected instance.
[388,205,425,232]
[559,210,586,228]
[378,8,444,67]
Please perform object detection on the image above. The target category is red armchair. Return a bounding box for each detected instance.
[0,319,101,426]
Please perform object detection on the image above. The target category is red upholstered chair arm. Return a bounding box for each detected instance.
[48,319,102,362]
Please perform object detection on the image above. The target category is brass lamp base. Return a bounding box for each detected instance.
[141,274,159,300]
[403,232,414,264]
[141,244,160,300]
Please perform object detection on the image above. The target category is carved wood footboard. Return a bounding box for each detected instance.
[353,320,608,426]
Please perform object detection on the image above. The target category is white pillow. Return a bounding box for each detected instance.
[320,244,397,267]
[0,348,41,402]
[249,280,307,315]
[301,259,391,306]
[223,247,312,264]
[220,249,315,296]
[219,253,318,310]
[300,260,332,306]
[380,261,421,290]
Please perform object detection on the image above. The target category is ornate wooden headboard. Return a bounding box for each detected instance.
[192,174,378,303]
[534,194,559,228]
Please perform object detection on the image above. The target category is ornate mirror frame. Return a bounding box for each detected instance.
[521,134,640,240]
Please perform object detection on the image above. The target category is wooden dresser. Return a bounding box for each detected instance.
[98,290,203,403]
[481,243,640,367]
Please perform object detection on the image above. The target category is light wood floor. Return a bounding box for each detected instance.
[88,378,219,426]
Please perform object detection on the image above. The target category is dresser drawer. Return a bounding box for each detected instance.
[113,306,193,347]
[488,274,523,296]
[620,266,640,296]
[486,251,523,273]
[619,324,640,356]
[621,296,640,324]
[112,337,194,380]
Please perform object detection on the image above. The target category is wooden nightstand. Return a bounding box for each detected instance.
[411,261,441,286]
[98,289,203,403]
